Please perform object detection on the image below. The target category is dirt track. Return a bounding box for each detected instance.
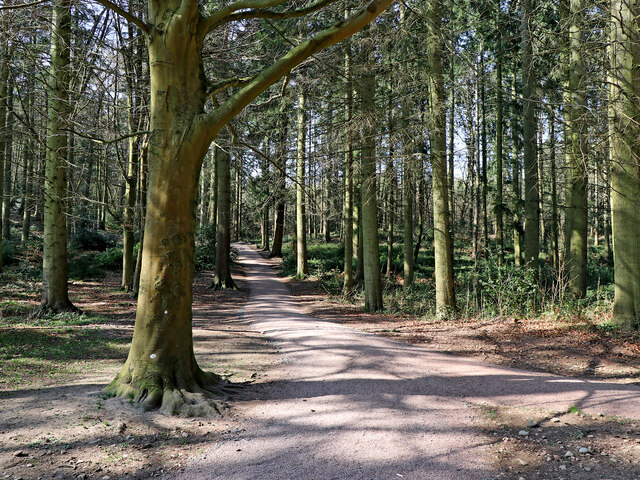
[174,244,640,480]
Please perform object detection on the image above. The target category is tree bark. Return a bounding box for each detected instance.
[213,139,236,290]
[495,33,504,264]
[428,0,456,315]
[563,0,588,298]
[296,87,309,276]
[360,27,383,312]
[609,0,640,330]
[343,32,354,292]
[40,0,76,313]
[522,0,539,275]
[0,27,8,272]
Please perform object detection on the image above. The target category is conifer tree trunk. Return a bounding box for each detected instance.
[564,0,588,298]
[511,73,523,266]
[427,0,456,315]
[360,29,382,312]
[0,29,8,272]
[609,0,640,330]
[343,34,354,292]
[495,33,504,264]
[296,87,309,276]
[213,139,236,289]
[522,0,539,274]
[40,0,76,313]
[386,97,395,278]
[1,71,12,243]
[549,108,559,271]
[271,101,288,257]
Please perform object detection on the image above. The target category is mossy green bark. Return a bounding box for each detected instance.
[609,0,640,330]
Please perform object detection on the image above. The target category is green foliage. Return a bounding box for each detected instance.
[459,253,541,317]
[587,245,613,289]
[281,241,344,278]
[94,247,125,270]
[1,239,19,266]
[195,224,217,271]
[70,228,117,252]
[68,253,104,280]
[385,282,435,317]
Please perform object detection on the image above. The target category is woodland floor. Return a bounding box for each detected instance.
[0,247,639,479]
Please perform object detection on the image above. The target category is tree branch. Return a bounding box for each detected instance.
[197,0,394,144]
[207,76,254,97]
[92,0,150,34]
[200,0,288,36]
[0,0,49,11]
[201,0,339,36]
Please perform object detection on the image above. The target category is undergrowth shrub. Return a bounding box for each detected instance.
[195,224,217,271]
[70,228,117,251]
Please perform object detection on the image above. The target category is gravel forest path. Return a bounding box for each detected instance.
[175,244,640,480]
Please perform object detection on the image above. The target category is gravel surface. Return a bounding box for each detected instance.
[174,244,640,480]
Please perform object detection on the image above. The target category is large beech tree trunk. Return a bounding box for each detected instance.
[102,0,393,414]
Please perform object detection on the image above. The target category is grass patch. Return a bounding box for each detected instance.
[0,326,130,387]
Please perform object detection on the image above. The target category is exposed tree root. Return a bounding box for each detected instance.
[210,276,238,290]
[30,301,80,320]
[103,369,245,417]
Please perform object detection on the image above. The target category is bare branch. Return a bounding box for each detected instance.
[0,0,49,11]
[92,0,150,34]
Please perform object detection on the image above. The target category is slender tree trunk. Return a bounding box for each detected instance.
[0,29,8,272]
[296,88,309,276]
[386,98,395,278]
[1,71,12,242]
[343,33,354,292]
[428,0,456,315]
[609,0,640,329]
[271,100,288,257]
[360,31,382,311]
[495,33,504,264]
[480,55,488,250]
[213,139,236,289]
[522,0,539,275]
[448,61,455,233]
[40,0,76,313]
[564,0,588,298]
[549,108,559,271]
[511,73,523,266]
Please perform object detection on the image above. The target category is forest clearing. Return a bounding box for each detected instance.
[2,0,640,478]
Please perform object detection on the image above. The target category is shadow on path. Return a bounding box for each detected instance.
[174,243,640,480]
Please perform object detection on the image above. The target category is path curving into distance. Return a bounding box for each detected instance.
[175,243,640,480]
